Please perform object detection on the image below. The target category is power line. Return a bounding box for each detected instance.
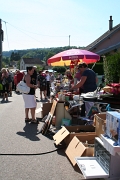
[2,20,47,46]
[6,21,68,38]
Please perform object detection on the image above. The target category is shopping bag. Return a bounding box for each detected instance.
[16,81,30,94]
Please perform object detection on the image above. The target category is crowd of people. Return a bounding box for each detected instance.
[0,67,58,124]
[0,68,25,102]
[0,63,98,123]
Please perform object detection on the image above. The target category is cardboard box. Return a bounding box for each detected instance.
[101,134,120,156]
[53,125,95,146]
[65,136,95,166]
[94,113,106,137]
[106,111,120,145]
[75,157,109,179]
[42,103,53,117]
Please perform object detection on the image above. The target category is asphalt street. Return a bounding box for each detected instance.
[0,89,85,180]
[0,89,105,180]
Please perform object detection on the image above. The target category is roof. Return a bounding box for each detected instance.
[96,42,120,55]
[22,58,43,65]
[85,24,120,51]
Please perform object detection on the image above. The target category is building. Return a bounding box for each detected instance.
[20,58,45,70]
[85,16,120,56]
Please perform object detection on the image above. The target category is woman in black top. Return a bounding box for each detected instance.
[22,66,38,123]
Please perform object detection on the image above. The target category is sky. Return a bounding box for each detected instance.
[0,0,120,51]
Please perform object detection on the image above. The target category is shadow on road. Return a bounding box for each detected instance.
[16,123,40,141]
[0,100,12,104]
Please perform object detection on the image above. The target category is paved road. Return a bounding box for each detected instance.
[0,90,85,180]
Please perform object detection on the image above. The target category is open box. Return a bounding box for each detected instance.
[75,137,120,179]
[75,157,109,179]
[65,135,96,166]
[53,125,95,146]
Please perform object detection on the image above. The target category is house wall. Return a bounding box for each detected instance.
[20,59,25,70]
[25,64,35,70]
[20,62,44,70]
[91,30,120,53]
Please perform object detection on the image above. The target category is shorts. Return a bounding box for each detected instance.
[2,84,9,93]
[40,86,46,91]
[22,94,37,108]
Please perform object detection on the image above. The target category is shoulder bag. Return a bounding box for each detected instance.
[16,80,30,94]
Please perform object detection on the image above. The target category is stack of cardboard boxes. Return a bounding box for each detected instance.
[53,125,96,167]
[53,111,120,179]
[41,100,120,178]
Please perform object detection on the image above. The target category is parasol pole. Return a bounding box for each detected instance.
[91,62,96,69]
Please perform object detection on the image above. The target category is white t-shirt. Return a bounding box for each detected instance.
[46,74,50,81]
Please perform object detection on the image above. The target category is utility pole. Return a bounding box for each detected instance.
[0,19,3,70]
[69,35,70,47]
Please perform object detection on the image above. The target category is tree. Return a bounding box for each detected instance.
[10,52,21,61]
[2,56,10,65]
[45,52,55,65]
[2,61,6,68]
[53,66,66,74]
[103,53,120,84]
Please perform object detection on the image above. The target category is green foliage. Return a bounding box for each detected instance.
[3,46,80,61]
[103,53,120,84]
[53,66,66,74]
[17,60,20,69]
[10,52,21,61]
[2,56,10,65]
[36,65,45,72]
[88,62,104,75]
[2,61,6,68]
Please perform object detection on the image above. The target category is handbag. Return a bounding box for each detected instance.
[16,81,30,94]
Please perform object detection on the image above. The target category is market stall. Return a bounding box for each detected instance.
[39,49,120,179]
[39,81,120,179]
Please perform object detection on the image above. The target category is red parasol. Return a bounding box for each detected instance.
[47,49,100,66]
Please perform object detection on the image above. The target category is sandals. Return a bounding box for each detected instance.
[25,118,31,123]
[31,119,39,124]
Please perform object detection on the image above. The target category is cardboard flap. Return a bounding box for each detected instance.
[53,126,70,145]
[65,136,86,166]
[64,131,96,146]
[50,100,57,116]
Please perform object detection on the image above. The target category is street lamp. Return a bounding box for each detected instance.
[69,35,70,47]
